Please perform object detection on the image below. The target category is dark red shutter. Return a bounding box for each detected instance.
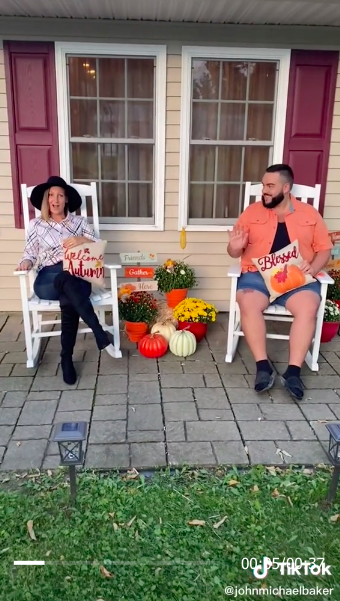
[4,41,60,228]
[283,50,339,214]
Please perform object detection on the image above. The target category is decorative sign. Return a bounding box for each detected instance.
[327,231,340,271]
[124,266,155,278]
[123,281,158,292]
[120,252,157,265]
[63,240,106,287]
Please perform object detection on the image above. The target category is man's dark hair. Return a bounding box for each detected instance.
[266,164,294,190]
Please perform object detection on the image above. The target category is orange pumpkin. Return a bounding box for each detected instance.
[270,264,306,294]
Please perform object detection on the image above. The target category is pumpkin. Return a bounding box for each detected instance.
[138,333,168,358]
[169,330,196,357]
[270,264,306,294]
[151,321,176,342]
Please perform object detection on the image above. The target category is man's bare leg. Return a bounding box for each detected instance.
[282,290,320,400]
[237,289,273,392]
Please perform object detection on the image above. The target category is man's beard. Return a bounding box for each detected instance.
[262,192,285,209]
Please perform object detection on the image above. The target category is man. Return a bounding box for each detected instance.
[227,164,332,400]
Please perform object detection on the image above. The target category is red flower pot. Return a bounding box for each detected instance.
[321,321,340,343]
[124,321,148,343]
[178,321,207,342]
[334,300,340,310]
[165,288,188,308]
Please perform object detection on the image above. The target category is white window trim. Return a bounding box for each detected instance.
[55,41,166,231]
[178,46,291,232]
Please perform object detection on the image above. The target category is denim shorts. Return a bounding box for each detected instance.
[237,271,321,307]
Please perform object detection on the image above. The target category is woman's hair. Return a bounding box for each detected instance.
[40,189,68,222]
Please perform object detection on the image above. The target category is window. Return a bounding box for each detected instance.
[179,47,290,231]
[55,43,166,230]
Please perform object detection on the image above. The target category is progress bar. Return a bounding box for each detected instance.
[14,561,45,565]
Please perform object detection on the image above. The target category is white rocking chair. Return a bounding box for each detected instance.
[14,181,122,368]
[226,182,333,372]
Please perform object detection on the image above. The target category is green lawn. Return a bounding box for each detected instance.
[0,466,339,601]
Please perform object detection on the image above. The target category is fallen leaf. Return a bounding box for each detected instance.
[47,470,52,477]
[108,512,115,519]
[134,530,140,540]
[228,479,239,486]
[16,442,21,447]
[127,515,136,528]
[131,407,136,412]
[96,599,105,601]
[303,468,313,475]
[46,550,52,557]
[0,548,9,554]
[155,567,161,576]
[257,417,263,421]
[100,565,113,578]
[213,515,228,529]
[27,520,36,541]
[271,489,284,498]
[159,517,162,525]
[287,496,293,507]
[330,514,340,523]
[65,576,71,581]
[251,485,259,493]
[59,555,65,561]
[126,468,139,480]
[112,523,119,531]
[1,478,10,484]
[266,466,277,476]
[187,519,206,527]
[281,449,292,457]
[244,445,249,455]
[318,420,328,424]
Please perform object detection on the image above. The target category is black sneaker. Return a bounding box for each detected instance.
[280,375,304,401]
[254,371,275,393]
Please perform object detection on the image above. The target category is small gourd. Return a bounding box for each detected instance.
[180,227,186,249]
[169,329,196,357]
[151,321,176,342]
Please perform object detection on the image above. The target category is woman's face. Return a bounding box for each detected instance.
[48,186,67,217]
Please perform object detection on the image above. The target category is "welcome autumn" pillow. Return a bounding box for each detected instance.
[63,240,107,288]
[252,240,316,303]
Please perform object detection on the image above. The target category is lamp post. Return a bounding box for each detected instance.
[52,422,87,504]
[325,423,340,503]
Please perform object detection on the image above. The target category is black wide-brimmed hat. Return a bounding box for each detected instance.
[30,176,82,213]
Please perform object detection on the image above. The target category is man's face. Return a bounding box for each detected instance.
[261,172,289,209]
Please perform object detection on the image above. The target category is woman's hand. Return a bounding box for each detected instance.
[17,260,32,271]
[63,236,90,249]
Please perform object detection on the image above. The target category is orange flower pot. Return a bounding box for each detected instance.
[125,321,148,343]
[165,288,188,308]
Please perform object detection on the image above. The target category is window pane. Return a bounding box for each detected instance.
[102,182,126,217]
[99,58,125,98]
[128,183,153,217]
[249,62,276,101]
[244,146,270,182]
[189,184,214,219]
[221,62,247,100]
[192,60,219,100]
[127,59,154,99]
[217,146,242,181]
[99,100,125,137]
[101,144,125,180]
[219,103,245,140]
[216,185,240,218]
[190,146,215,182]
[247,104,273,140]
[70,99,97,137]
[127,101,153,138]
[68,57,97,97]
[128,145,153,181]
[192,103,218,139]
[71,143,98,179]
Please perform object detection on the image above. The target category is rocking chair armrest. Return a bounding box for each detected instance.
[13,269,35,276]
[104,264,121,271]
[227,263,242,278]
[315,271,334,285]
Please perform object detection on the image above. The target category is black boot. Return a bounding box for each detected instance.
[60,304,79,385]
[55,271,114,354]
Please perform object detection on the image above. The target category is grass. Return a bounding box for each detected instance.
[0,466,340,600]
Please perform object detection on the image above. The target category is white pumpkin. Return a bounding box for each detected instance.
[169,330,196,357]
[151,321,176,342]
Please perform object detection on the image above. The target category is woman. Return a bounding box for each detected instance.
[17,175,115,385]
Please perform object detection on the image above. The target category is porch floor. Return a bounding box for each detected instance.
[0,312,338,472]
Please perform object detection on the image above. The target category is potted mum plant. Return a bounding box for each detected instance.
[173,297,218,342]
[327,269,340,309]
[154,259,197,308]
[321,300,340,343]
[118,290,158,342]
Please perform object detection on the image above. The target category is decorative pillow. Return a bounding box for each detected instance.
[63,240,107,288]
[252,240,316,303]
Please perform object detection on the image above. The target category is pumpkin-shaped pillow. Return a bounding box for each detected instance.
[252,240,316,303]
[63,239,107,288]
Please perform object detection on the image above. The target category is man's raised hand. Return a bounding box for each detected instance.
[228,225,249,253]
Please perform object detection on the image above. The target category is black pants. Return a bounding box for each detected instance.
[34,263,109,356]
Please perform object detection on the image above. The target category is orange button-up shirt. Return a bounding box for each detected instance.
[235,196,333,273]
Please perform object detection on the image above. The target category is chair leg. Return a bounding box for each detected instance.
[109,268,122,359]
[225,277,240,363]
[305,283,326,372]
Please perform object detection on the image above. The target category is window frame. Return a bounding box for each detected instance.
[178,46,291,232]
[55,42,166,231]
